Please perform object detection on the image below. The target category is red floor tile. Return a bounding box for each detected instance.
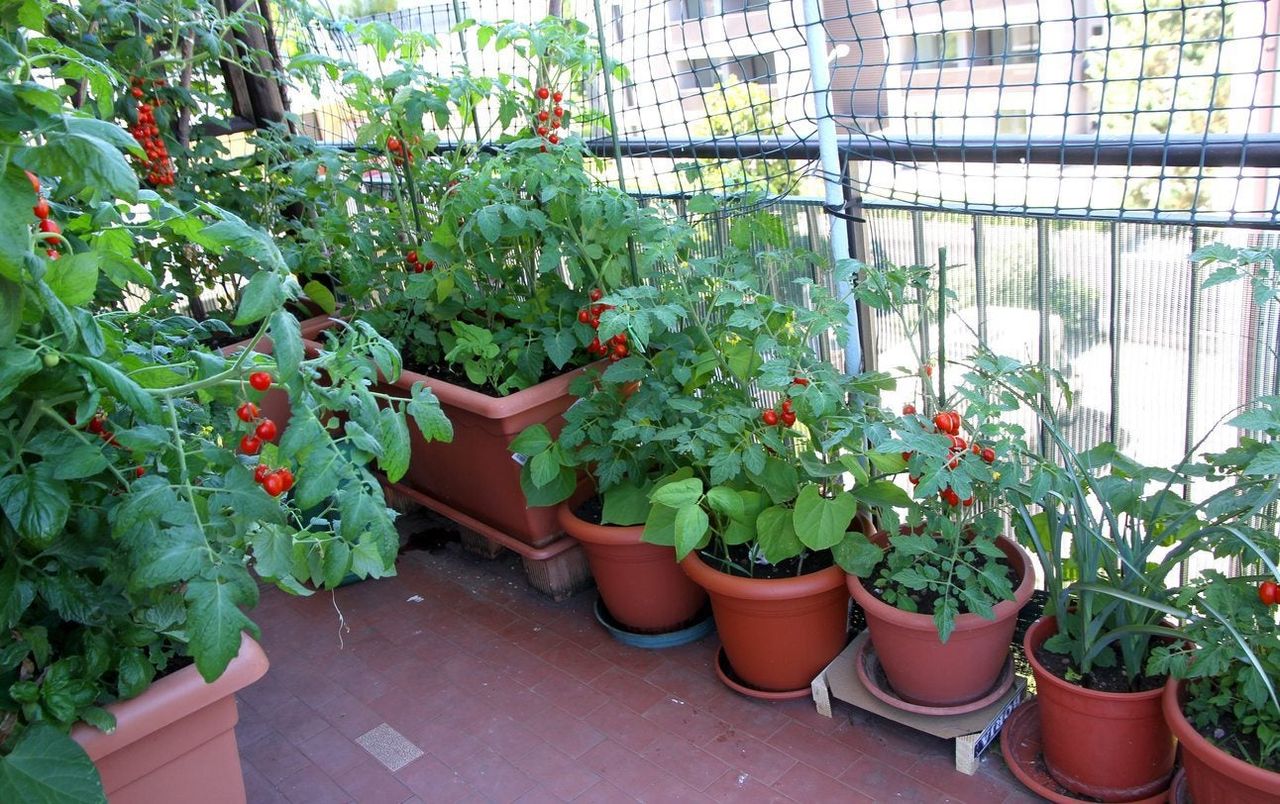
[239,542,1034,804]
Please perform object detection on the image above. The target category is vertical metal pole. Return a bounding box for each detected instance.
[1109,222,1122,444]
[973,216,988,347]
[912,210,931,379]
[802,0,861,373]
[1037,218,1052,459]
[842,158,876,373]
[591,0,640,286]
[1181,227,1203,586]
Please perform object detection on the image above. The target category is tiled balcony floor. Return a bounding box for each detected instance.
[237,536,1040,803]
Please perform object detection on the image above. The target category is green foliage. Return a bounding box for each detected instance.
[0,10,450,800]
[679,77,796,198]
[1149,573,1280,770]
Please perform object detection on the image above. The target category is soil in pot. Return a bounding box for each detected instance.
[848,532,1034,709]
[1164,678,1280,804]
[1025,616,1175,802]
[559,497,706,635]
[681,549,848,695]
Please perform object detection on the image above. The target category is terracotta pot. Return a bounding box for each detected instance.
[382,362,597,548]
[848,532,1034,708]
[71,634,270,804]
[558,501,706,634]
[1164,677,1280,803]
[680,551,848,693]
[1025,616,1174,801]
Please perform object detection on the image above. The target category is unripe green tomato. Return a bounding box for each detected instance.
[42,352,59,368]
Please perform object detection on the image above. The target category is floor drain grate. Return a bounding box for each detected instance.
[355,722,424,772]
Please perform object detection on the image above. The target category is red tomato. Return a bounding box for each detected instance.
[781,410,797,427]
[32,198,49,220]
[902,403,916,415]
[249,371,272,391]
[263,473,285,497]
[237,402,259,422]
[536,86,550,100]
[239,435,261,455]
[254,464,271,484]
[255,419,278,442]
[1260,581,1279,606]
[762,409,779,426]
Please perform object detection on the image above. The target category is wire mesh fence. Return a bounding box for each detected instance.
[282,0,1280,225]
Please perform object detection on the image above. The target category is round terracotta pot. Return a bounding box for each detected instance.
[1164,677,1280,803]
[848,533,1034,708]
[679,551,848,693]
[1025,616,1175,802]
[558,501,706,634]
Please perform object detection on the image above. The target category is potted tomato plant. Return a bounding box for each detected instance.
[839,257,1038,710]
[1152,572,1280,804]
[318,19,674,548]
[618,208,896,696]
[0,39,447,802]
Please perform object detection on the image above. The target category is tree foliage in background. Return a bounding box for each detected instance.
[1089,0,1235,209]
[680,77,797,198]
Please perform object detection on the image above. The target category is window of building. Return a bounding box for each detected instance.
[973,24,1040,66]
[913,31,970,66]
[724,53,776,84]
[997,107,1029,134]
[676,58,720,89]
[723,0,769,11]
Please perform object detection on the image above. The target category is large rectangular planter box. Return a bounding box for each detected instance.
[71,634,269,804]
[381,363,595,548]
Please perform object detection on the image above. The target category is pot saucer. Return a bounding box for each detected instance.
[593,597,715,649]
[714,647,812,701]
[854,637,1014,716]
[1000,698,1172,804]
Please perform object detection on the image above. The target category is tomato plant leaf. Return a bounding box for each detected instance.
[407,382,452,442]
[510,424,553,457]
[321,540,351,589]
[833,535,883,576]
[17,132,138,202]
[184,577,256,683]
[302,280,337,314]
[377,408,411,483]
[269,311,302,383]
[0,347,41,403]
[0,467,70,546]
[131,524,208,589]
[0,167,34,282]
[0,724,105,804]
[69,355,160,423]
[0,560,35,631]
[232,271,286,326]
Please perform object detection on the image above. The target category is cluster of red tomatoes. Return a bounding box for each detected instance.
[27,172,61,260]
[234,373,294,497]
[532,87,565,151]
[579,289,628,361]
[900,405,997,507]
[405,248,434,273]
[386,135,417,168]
[127,78,175,187]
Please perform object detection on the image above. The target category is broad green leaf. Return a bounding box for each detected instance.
[0,724,105,804]
[251,525,295,581]
[0,347,41,403]
[747,456,799,505]
[184,576,257,682]
[832,535,883,576]
[407,383,452,442]
[601,481,650,526]
[43,252,98,307]
[69,355,160,422]
[321,540,352,589]
[509,423,553,456]
[295,446,343,510]
[0,277,21,345]
[0,468,69,546]
[0,168,34,282]
[673,504,709,560]
[706,486,745,520]
[529,447,563,488]
[302,280,337,313]
[232,271,286,326]
[793,485,857,551]
[132,525,209,588]
[0,560,35,630]
[642,502,677,546]
[18,132,138,201]
[756,505,803,565]
[269,311,303,382]
[851,479,913,509]
[687,194,718,213]
[344,421,383,456]
[649,477,703,509]
[377,408,411,483]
